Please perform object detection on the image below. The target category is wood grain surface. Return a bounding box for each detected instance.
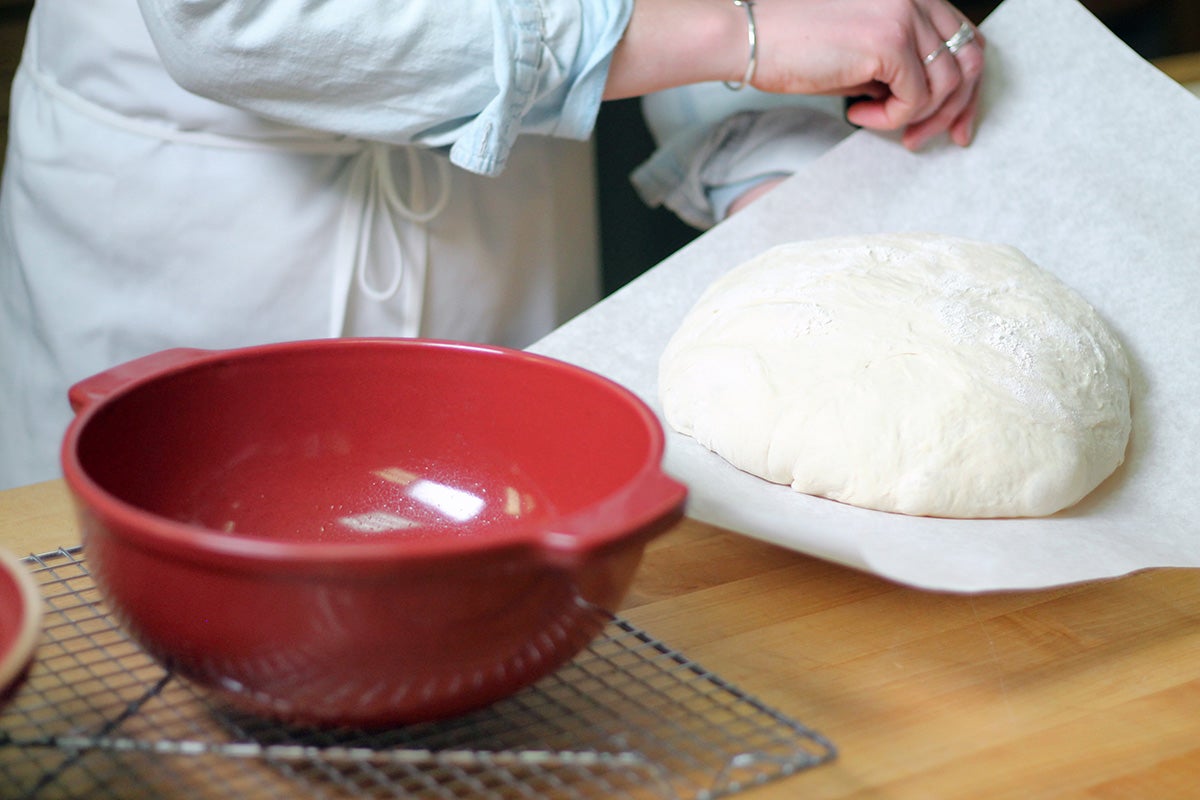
[3,479,1198,798]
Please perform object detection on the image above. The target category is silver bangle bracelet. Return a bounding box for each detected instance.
[723,0,758,91]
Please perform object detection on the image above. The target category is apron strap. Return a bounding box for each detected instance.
[329,143,452,338]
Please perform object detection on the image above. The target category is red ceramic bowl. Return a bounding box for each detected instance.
[0,546,41,702]
[62,339,686,727]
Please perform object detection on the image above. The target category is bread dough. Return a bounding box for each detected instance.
[659,233,1132,518]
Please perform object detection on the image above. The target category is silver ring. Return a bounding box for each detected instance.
[923,43,948,65]
[944,22,976,55]
[924,21,975,65]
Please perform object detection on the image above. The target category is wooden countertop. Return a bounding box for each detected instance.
[3,478,1199,798]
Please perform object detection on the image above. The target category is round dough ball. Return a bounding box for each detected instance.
[659,233,1132,518]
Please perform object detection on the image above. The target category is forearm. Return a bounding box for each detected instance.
[604,0,748,99]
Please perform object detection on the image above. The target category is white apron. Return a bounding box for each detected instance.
[0,0,601,490]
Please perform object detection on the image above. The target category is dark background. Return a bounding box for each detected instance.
[2,0,1197,297]
[592,0,1200,295]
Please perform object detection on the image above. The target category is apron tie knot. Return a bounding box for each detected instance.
[331,143,452,337]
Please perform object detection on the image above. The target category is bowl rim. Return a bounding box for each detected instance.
[60,338,686,570]
[0,546,42,696]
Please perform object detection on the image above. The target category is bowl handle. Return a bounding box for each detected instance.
[539,469,688,568]
[68,348,213,413]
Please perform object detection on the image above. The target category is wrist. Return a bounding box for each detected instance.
[605,0,748,100]
[722,1,758,91]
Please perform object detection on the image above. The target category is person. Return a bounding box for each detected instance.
[0,0,985,491]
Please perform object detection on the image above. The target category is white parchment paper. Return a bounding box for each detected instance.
[531,0,1200,592]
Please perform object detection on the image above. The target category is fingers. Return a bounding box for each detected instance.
[842,1,985,150]
[905,13,985,149]
[907,58,983,148]
[947,71,984,145]
[905,2,985,149]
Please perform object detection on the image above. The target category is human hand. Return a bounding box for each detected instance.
[608,0,985,149]
[749,0,985,149]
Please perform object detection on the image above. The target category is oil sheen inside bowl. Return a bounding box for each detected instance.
[62,339,686,726]
[72,342,655,547]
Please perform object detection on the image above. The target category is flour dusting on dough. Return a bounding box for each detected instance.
[658,233,1132,518]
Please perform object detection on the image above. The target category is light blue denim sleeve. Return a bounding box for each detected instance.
[137,0,633,176]
[632,83,856,228]
[453,0,633,174]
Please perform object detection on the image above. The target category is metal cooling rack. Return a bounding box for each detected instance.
[0,547,835,799]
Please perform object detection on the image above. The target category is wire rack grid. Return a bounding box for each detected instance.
[0,547,835,799]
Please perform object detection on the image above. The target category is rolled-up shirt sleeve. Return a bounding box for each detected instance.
[633,84,856,229]
[136,0,632,175]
